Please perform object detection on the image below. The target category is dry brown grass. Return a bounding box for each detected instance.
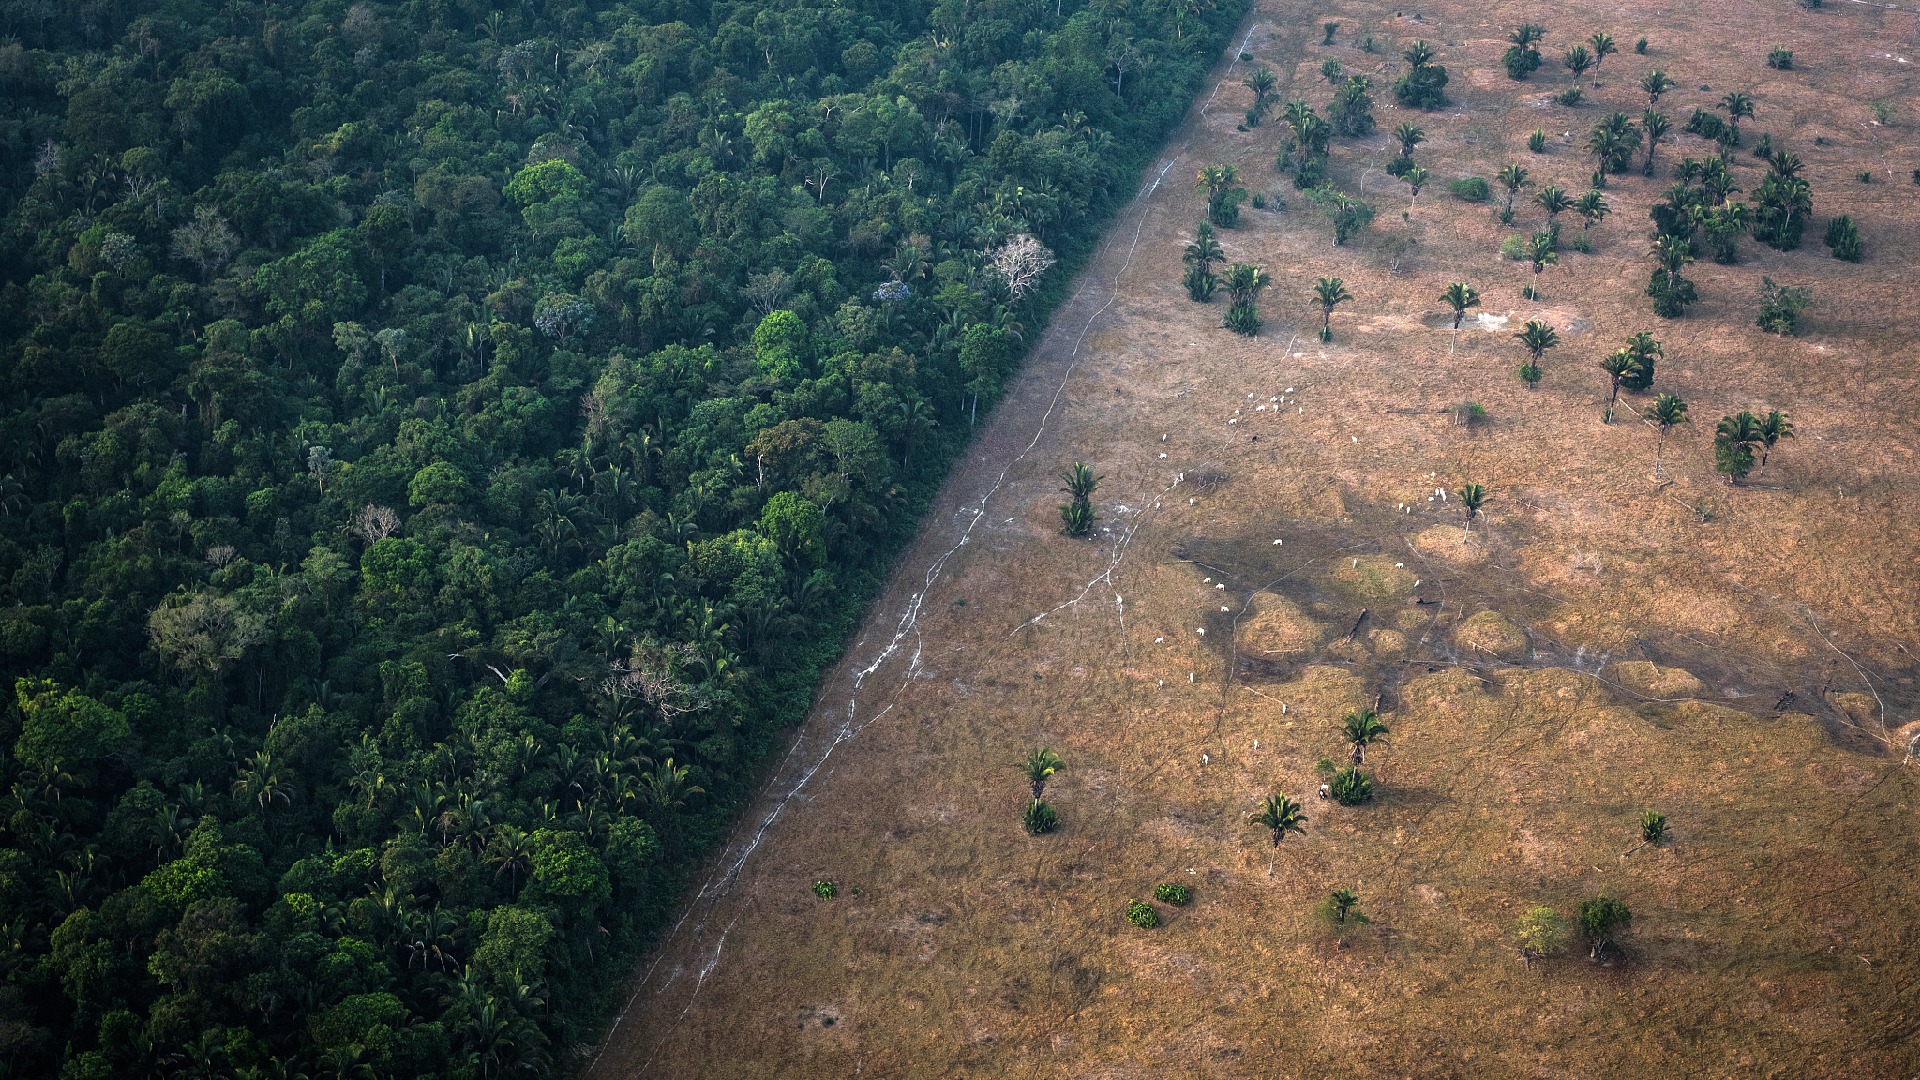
[588,0,1920,1074]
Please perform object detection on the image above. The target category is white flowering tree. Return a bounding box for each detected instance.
[989,233,1056,301]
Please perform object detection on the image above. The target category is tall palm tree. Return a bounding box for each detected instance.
[1195,164,1242,225]
[1564,44,1594,80]
[1251,794,1308,875]
[1454,483,1490,534]
[1393,121,1426,157]
[1650,233,1693,289]
[1714,412,1764,484]
[1719,91,1755,140]
[1312,276,1352,340]
[1019,747,1064,799]
[1183,221,1224,301]
[1639,69,1674,105]
[1058,464,1100,502]
[1588,32,1618,71]
[1651,393,1689,479]
[1598,349,1644,409]
[1523,232,1558,292]
[1342,709,1390,764]
[1440,283,1480,354]
[1495,163,1531,213]
[1756,409,1794,467]
[486,824,534,899]
[1533,185,1574,227]
[1641,110,1671,175]
[1243,66,1278,124]
[1575,189,1611,231]
[1514,321,1559,387]
[1402,165,1429,210]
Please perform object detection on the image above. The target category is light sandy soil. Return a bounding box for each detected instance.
[588,0,1920,1074]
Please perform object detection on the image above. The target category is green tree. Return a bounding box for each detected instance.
[1182,222,1224,301]
[1534,185,1574,227]
[1720,91,1756,135]
[1513,321,1559,389]
[1714,412,1763,485]
[1393,121,1426,157]
[1576,895,1632,960]
[1575,189,1611,232]
[1495,163,1532,214]
[1243,67,1279,125]
[1647,234,1698,317]
[1251,794,1308,875]
[1223,263,1271,336]
[1564,44,1594,80]
[1523,232,1559,292]
[1019,747,1064,799]
[1651,393,1690,478]
[1402,165,1430,211]
[1394,41,1450,109]
[1329,75,1377,136]
[1311,276,1352,342]
[1756,410,1795,468]
[1640,70,1674,105]
[1641,110,1672,175]
[1196,164,1247,228]
[1314,888,1372,944]
[1755,277,1811,334]
[1341,709,1390,764]
[1514,906,1569,968]
[1598,350,1645,410]
[1454,483,1491,534]
[1588,32,1619,70]
[1441,282,1481,331]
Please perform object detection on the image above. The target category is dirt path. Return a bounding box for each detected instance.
[588,0,1920,1073]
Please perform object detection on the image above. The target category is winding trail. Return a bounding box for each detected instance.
[587,19,1268,1075]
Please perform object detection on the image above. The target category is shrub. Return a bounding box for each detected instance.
[812,880,837,898]
[1519,361,1541,387]
[1634,37,1648,54]
[1500,234,1529,260]
[1567,232,1593,253]
[1912,168,1920,184]
[1451,401,1486,428]
[1058,500,1097,537]
[1752,134,1774,158]
[1330,766,1373,805]
[1024,798,1059,834]
[1502,45,1540,80]
[1577,894,1632,958]
[1224,302,1263,336]
[1856,171,1873,184]
[1640,810,1668,844]
[1362,34,1378,53]
[1154,882,1193,905]
[1125,898,1160,928]
[1313,757,1336,774]
[1385,156,1417,178]
[1683,110,1727,142]
[1323,21,1339,45]
[1448,177,1491,202]
[1528,129,1547,152]
[1250,192,1266,209]
[1825,215,1862,261]
[1767,46,1793,70]
[1514,906,1569,966]
[1555,86,1583,107]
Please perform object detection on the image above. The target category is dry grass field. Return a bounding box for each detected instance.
[588,0,1920,1075]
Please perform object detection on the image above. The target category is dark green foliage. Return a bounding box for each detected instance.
[1154,882,1193,905]
[1635,37,1649,54]
[1754,134,1776,159]
[1059,500,1099,537]
[1324,21,1341,45]
[1715,412,1763,484]
[1825,215,1863,261]
[1449,177,1492,202]
[1752,156,1813,250]
[1684,110,1729,143]
[1386,156,1418,179]
[1641,810,1668,844]
[1020,746,1066,799]
[1394,41,1451,109]
[1529,129,1549,152]
[1223,263,1272,337]
[1647,270,1700,317]
[1184,222,1226,301]
[1330,76,1378,137]
[1185,268,1221,302]
[0,0,1253,1071]
[1577,895,1632,958]
[1503,25,1546,79]
[1315,888,1372,928]
[813,880,838,899]
[1309,187,1376,245]
[1519,362,1543,388]
[1757,277,1813,334]
[1768,47,1794,70]
[1330,767,1374,805]
[1024,799,1061,835]
[1126,898,1161,928]
[1224,304,1265,336]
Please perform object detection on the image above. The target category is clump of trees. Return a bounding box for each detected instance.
[1278,101,1336,189]
[1224,264,1273,336]
[1198,164,1249,228]
[1756,278,1812,334]
[1394,41,1451,109]
[1183,222,1225,301]
[1753,150,1813,250]
[1503,24,1547,80]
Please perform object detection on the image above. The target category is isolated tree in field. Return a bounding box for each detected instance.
[1441,281,1481,334]
[1639,69,1674,105]
[1588,31,1618,71]
[1401,165,1430,210]
[1019,746,1064,799]
[1058,463,1101,535]
[1515,906,1569,968]
[1513,321,1559,385]
[1598,349,1648,410]
[1575,189,1611,232]
[1523,232,1559,294]
[1342,708,1390,764]
[1577,895,1632,960]
[1252,794,1308,875]
[1503,24,1546,80]
[1720,91,1755,136]
[1714,412,1763,484]
[1394,40,1450,109]
[1320,57,1344,84]
[1393,120,1426,157]
[1196,164,1247,228]
[1314,887,1373,945]
[1651,393,1689,478]
[1221,262,1270,336]
[1243,66,1279,125]
[1755,276,1810,333]
[1564,44,1594,80]
[1534,185,1574,227]
[1454,483,1490,534]
[1495,163,1531,214]
[1182,221,1224,301]
[1312,276,1352,341]
[1641,110,1671,175]
[1757,409,1794,469]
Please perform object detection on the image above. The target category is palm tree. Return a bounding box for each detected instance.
[1523,232,1558,293]
[1243,66,1278,124]
[1183,221,1224,301]
[1650,233,1693,290]
[1756,409,1794,468]
[1342,709,1390,764]
[1564,44,1594,80]
[1640,69,1674,105]
[1440,282,1480,354]
[1195,164,1243,226]
[1533,185,1574,227]
[1651,393,1689,479]
[1575,189,1611,231]
[638,757,705,816]
[1513,321,1559,388]
[1312,276,1352,341]
[1495,163,1531,213]
[1454,483,1490,534]
[1714,412,1763,484]
[486,824,534,899]
[1059,463,1100,502]
[1641,110,1671,175]
[1402,165,1429,210]
[1598,349,1643,409]
[1251,794,1308,875]
[1720,91,1755,135]
[1588,32,1618,71]
[1393,121,1426,157]
[231,751,292,813]
[1403,40,1437,69]
[1223,262,1271,335]
[1019,747,1064,800]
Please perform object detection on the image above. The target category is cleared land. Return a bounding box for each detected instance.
[590,0,1920,1075]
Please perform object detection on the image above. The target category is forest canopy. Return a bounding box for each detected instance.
[0,0,1246,1075]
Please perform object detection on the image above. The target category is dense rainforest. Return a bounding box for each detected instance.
[0,0,1248,1074]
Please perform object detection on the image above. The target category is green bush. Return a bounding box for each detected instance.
[1500,234,1529,260]
[1756,277,1811,335]
[1314,757,1336,774]
[1386,156,1417,178]
[1126,898,1160,928]
[1154,882,1193,905]
[1555,86,1583,107]
[1024,798,1060,834]
[1224,302,1263,336]
[1825,215,1862,262]
[1330,766,1374,805]
[1767,46,1793,70]
[1634,37,1648,54]
[1752,134,1774,158]
[1519,361,1541,387]
[1448,177,1491,202]
[1640,810,1668,844]
[1528,129,1548,153]
[1567,232,1593,253]
[812,880,837,899]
